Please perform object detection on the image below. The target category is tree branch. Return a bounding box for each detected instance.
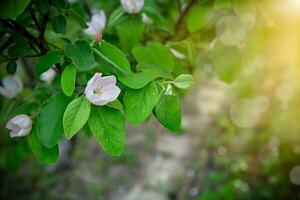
[0,38,13,55]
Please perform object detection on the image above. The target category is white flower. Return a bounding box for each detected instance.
[6,114,32,137]
[121,0,144,14]
[142,13,153,24]
[40,67,56,84]
[170,48,186,60]
[0,75,23,99]
[84,10,106,40]
[85,73,121,106]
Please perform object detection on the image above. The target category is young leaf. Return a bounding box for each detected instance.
[0,0,31,18]
[88,105,125,156]
[66,9,88,28]
[132,42,174,75]
[173,74,195,89]
[63,97,91,139]
[35,50,64,75]
[52,15,67,34]
[28,125,59,164]
[14,102,40,115]
[154,91,181,133]
[65,40,95,71]
[107,6,125,28]
[61,64,76,96]
[117,69,161,89]
[117,15,145,52]
[38,93,73,147]
[93,41,131,74]
[187,5,214,33]
[123,82,158,125]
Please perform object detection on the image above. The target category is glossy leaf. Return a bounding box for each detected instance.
[28,125,59,164]
[117,15,145,52]
[173,74,195,89]
[38,93,73,147]
[61,64,76,96]
[123,82,158,125]
[35,50,64,75]
[52,15,66,34]
[65,40,95,71]
[118,69,161,89]
[187,5,214,33]
[0,0,31,18]
[93,41,131,74]
[132,42,174,75]
[88,105,125,156]
[63,97,91,139]
[154,91,181,133]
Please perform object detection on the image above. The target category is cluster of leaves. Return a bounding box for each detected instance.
[0,0,265,167]
[0,0,197,165]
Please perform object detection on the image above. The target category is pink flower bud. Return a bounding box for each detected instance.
[6,114,32,137]
[0,75,23,99]
[40,67,56,84]
[85,73,121,106]
[84,10,106,39]
[121,0,144,14]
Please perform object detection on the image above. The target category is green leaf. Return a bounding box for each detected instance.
[132,42,174,75]
[123,82,158,125]
[93,41,131,74]
[187,5,214,33]
[66,9,88,28]
[28,125,59,164]
[212,46,242,83]
[61,64,76,96]
[65,40,95,71]
[88,106,125,156]
[38,93,73,147]
[0,0,31,18]
[173,74,195,89]
[117,15,145,52]
[118,69,161,89]
[52,15,67,34]
[107,100,123,111]
[107,6,125,28]
[6,61,17,74]
[63,97,91,139]
[214,0,232,9]
[14,102,39,115]
[35,50,64,75]
[154,91,181,133]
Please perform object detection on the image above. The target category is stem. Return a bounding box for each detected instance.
[21,58,36,87]
[0,38,13,55]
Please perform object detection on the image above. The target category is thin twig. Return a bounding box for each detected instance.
[0,38,13,54]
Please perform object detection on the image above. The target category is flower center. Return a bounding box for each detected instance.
[93,87,105,95]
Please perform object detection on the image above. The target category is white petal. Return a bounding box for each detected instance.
[121,0,144,14]
[0,86,16,99]
[170,48,186,60]
[95,76,117,88]
[101,85,121,102]
[142,13,153,24]
[86,73,102,89]
[3,75,23,93]
[40,68,56,84]
[17,128,31,137]
[84,10,106,36]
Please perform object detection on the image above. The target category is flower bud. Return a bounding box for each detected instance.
[40,67,56,84]
[142,13,153,24]
[121,0,144,14]
[0,75,23,99]
[6,114,32,137]
[84,10,106,40]
[85,73,121,106]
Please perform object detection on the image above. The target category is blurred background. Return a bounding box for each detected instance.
[1,0,300,199]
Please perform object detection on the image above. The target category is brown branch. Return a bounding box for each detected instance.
[163,0,197,42]
[174,0,197,33]
[0,38,13,54]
